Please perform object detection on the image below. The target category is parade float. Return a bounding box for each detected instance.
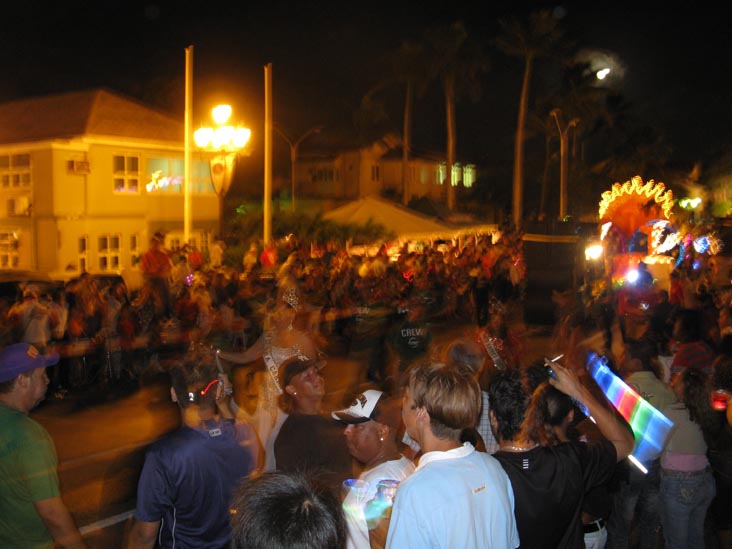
[594,175,678,290]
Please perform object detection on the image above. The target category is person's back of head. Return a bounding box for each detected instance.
[487,368,530,443]
[407,360,481,440]
[674,309,703,342]
[444,338,485,379]
[170,353,220,412]
[522,382,575,446]
[625,338,658,373]
[230,471,346,549]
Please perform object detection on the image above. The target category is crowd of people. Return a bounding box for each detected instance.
[2,226,732,548]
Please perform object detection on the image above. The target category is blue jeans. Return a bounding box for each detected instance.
[606,459,661,549]
[660,467,715,549]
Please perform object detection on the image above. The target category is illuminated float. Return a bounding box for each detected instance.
[595,176,678,290]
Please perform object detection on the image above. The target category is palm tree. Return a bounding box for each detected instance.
[423,21,489,211]
[390,40,431,205]
[496,9,564,228]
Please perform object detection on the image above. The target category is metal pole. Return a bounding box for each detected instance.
[264,63,272,245]
[290,144,297,212]
[184,46,193,244]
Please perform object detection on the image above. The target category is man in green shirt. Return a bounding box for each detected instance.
[0,343,85,549]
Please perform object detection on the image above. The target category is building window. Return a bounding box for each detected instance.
[463,164,476,189]
[146,158,213,194]
[6,196,30,216]
[0,153,32,188]
[98,234,121,271]
[130,234,140,266]
[437,163,446,186]
[371,164,380,182]
[451,163,462,187]
[0,230,20,268]
[113,155,140,193]
[78,236,88,273]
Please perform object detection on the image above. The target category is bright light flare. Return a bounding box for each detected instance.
[626,269,639,284]
[585,243,604,261]
[212,104,232,125]
[596,68,611,80]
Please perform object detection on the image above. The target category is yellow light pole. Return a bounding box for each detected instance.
[194,105,251,239]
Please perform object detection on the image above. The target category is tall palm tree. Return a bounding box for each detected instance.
[496,9,564,228]
[390,40,431,205]
[423,21,489,211]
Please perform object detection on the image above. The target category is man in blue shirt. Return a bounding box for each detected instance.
[386,361,519,548]
[126,353,258,548]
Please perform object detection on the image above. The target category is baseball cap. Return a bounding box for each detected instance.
[0,343,59,383]
[332,389,402,430]
[279,357,325,388]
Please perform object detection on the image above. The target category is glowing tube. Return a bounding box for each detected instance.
[586,353,675,467]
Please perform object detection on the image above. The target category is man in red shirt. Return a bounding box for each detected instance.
[140,233,173,317]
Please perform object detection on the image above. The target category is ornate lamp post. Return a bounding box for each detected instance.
[194,105,251,239]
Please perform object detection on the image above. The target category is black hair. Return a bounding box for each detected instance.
[487,368,529,442]
[230,471,346,549]
[521,382,574,446]
[625,338,658,371]
[675,309,703,342]
[681,368,722,441]
[170,353,219,410]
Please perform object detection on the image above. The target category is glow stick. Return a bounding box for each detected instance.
[586,352,674,469]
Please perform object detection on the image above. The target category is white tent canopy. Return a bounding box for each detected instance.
[323,195,495,243]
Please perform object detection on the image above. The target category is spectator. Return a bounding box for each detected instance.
[126,352,258,548]
[385,292,433,390]
[708,355,732,549]
[333,389,414,549]
[606,339,676,549]
[444,337,497,453]
[230,471,346,549]
[670,308,716,377]
[274,357,353,496]
[386,361,519,548]
[489,361,635,549]
[659,368,717,549]
[140,233,173,317]
[0,343,86,548]
[209,238,225,269]
[7,284,58,351]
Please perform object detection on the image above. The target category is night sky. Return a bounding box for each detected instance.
[2,1,731,186]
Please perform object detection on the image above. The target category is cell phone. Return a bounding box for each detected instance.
[711,389,730,411]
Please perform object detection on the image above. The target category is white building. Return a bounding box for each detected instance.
[0,88,219,282]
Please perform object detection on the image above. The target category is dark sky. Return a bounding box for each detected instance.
[2,1,731,181]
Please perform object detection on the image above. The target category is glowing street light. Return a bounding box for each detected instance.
[194,105,251,238]
[596,67,611,80]
[550,108,580,220]
[273,124,323,212]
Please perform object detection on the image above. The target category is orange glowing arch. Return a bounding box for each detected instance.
[598,176,675,239]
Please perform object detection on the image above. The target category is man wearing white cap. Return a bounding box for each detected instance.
[0,343,86,548]
[333,389,415,549]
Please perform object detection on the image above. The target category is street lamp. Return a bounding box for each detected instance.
[194,105,251,239]
[273,124,323,212]
[550,108,580,221]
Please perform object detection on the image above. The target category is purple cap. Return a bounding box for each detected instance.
[0,343,59,383]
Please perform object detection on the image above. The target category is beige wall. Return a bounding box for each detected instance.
[0,139,220,275]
